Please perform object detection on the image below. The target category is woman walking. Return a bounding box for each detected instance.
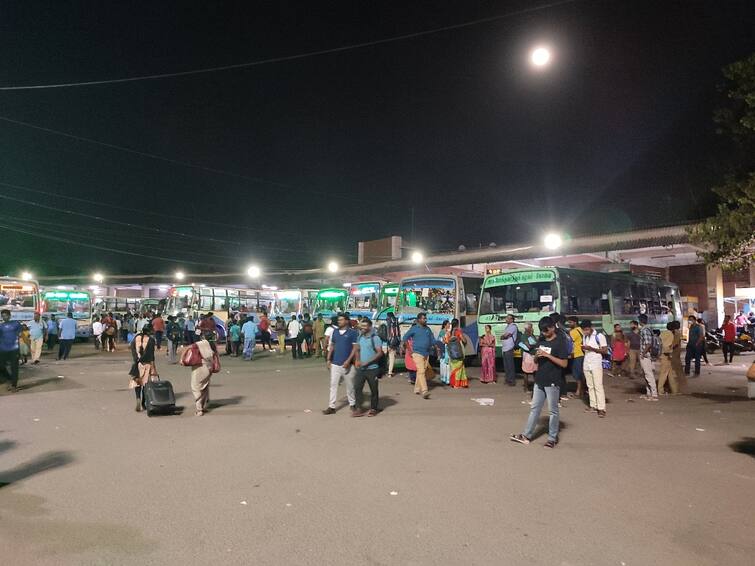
[438,320,450,385]
[611,324,628,377]
[444,318,468,388]
[129,324,157,412]
[189,331,217,416]
[479,324,497,383]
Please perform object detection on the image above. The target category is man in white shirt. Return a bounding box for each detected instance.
[580,320,608,417]
[92,318,103,350]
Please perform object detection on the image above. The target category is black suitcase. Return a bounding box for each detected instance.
[142,376,176,416]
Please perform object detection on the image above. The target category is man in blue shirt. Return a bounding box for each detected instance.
[501,314,519,386]
[241,316,258,361]
[401,312,438,399]
[352,319,384,417]
[0,309,22,391]
[46,314,58,350]
[57,312,77,361]
[27,312,47,365]
[323,314,358,414]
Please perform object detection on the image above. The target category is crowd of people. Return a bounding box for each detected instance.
[2,304,752,439]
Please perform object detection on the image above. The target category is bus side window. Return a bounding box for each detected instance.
[466,293,478,315]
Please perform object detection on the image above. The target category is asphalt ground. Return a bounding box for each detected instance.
[1,341,754,566]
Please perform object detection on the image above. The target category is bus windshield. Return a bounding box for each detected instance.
[43,292,92,320]
[479,282,557,315]
[0,283,37,309]
[275,291,302,316]
[380,285,398,310]
[314,290,347,314]
[399,278,456,315]
[347,284,380,311]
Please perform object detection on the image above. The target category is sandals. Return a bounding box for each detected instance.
[544,440,557,449]
[597,410,606,418]
[584,406,597,413]
[510,434,531,445]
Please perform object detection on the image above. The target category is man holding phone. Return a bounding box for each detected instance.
[510,316,569,448]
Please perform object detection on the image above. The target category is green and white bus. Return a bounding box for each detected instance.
[477,267,682,355]
[42,289,93,339]
[373,282,399,323]
[312,288,348,320]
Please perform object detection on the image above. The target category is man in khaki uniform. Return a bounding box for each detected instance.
[657,322,679,395]
[313,314,326,358]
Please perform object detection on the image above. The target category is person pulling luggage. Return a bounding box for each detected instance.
[129,324,157,412]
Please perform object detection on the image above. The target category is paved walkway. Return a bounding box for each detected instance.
[1,344,754,565]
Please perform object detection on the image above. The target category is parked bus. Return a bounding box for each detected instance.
[41,289,93,339]
[394,274,482,357]
[373,282,399,323]
[477,267,683,355]
[345,281,384,319]
[0,277,41,322]
[272,289,316,319]
[312,288,348,320]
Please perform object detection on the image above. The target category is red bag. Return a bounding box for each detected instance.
[210,352,221,374]
[180,344,202,367]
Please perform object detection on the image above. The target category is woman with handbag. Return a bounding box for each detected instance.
[188,331,219,416]
[129,324,157,412]
[444,318,468,388]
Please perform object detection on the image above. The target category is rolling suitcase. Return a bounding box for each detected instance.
[142,375,176,416]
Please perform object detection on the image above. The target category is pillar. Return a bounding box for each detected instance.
[706,265,724,328]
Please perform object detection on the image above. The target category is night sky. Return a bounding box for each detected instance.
[1,0,753,277]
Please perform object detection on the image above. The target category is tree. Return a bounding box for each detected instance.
[689,53,755,271]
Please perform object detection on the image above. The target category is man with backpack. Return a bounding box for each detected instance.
[638,314,659,401]
[580,320,608,417]
[165,315,182,364]
[352,319,384,417]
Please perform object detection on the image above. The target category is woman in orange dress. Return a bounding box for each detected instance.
[444,318,468,388]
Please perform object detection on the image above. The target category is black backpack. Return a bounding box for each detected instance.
[377,323,388,342]
[447,338,464,361]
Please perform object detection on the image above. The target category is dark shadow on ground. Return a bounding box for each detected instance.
[729,437,755,458]
[0,451,75,489]
[205,396,245,411]
[0,440,18,455]
[689,392,751,404]
[529,420,569,441]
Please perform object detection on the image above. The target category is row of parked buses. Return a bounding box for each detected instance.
[2,266,684,355]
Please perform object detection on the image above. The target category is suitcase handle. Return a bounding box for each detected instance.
[149,373,160,383]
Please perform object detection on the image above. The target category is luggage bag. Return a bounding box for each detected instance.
[142,376,176,416]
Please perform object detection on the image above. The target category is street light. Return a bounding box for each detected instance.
[93,272,104,283]
[327,261,339,273]
[411,251,424,264]
[247,265,261,278]
[530,46,551,67]
[21,271,33,281]
[543,233,563,250]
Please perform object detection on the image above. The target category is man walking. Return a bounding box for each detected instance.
[241,316,258,361]
[400,312,437,399]
[323,314,358,414]
[627,320,641,378]
[313,314,326,358]
[510,317,569,448]
[580,320,608,417]
[0,309,22,391]
[92,317,103,350]
[57,312,77,361]
[184,315,196,344]
[151,313,165,350]
[638,314,659,400]
[165,315,182,364]
[501,314,518,386]
[352,319,384,417]
[288,315,302,359]
[657,322,679,395]
[684,315,704,376]
[27,312,46,364]
[567,316,585,398]
[46,314,58,350]
[719,314,736,364]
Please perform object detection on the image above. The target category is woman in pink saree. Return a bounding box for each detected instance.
[479,325,497,383]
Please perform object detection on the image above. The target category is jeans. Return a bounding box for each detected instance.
[0,350,20,387]
[292,337,303,359]
[684,345,701,375]
[184,330,196,344]
[722,341,735,363]
[47,334,57,350]
[167,339,178,364]
[328,364,356,409]
[243,338,255,360]
[502,349,516,384]
[58,339,74,360]
[523,384,560,442]
[354,367,380,411]
[155,331,164,349]
[572,356,584,381]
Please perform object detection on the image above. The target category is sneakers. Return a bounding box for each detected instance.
[322,407,336,415]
